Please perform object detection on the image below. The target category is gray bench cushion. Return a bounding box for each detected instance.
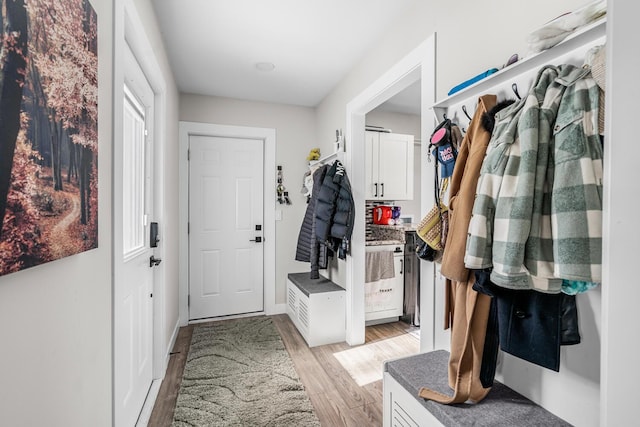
[287,272,345,297]
[384,350,572,427]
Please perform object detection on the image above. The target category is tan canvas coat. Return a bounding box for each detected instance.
[440,95,497,283]
[419,95,496,405]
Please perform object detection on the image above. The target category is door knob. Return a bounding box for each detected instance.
[249,236,262,243]
[149,255,162,267]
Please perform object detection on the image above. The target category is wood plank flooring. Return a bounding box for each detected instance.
[148,314,420,427]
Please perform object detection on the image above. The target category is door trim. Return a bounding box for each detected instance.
[123,0,168,381]
[179,122,276,326]
[114,0,169,424]
[344,34,436,346]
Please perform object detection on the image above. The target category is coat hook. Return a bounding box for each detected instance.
[461,105,472,122]
[443,113,448,121]
[512,83,522,100]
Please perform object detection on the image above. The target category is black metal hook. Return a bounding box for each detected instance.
[512,83,521,100]
[461,105,472,122]
[443,113,448,121]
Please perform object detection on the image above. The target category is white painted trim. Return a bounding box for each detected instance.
[135,379,161,427]
[189,311,266,325]
[344,35,436,346]
[123,0,170,381]
[179,122,277,325]
[134,314,180,427]
[114,1,170,424]
[601,2,638,425]
[270,303,287,315]
[165,319,180,371]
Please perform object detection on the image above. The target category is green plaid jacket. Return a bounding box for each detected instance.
[465,64,602,292]
[550,67,603,283]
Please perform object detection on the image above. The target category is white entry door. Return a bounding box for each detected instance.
[114,44,156,427]
[188,135,264,320]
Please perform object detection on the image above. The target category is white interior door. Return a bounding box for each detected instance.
[188,135,264,320]
[114,44,156,427]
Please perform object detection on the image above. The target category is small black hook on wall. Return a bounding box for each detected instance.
[512,83,522,100]
[461,105,473,122]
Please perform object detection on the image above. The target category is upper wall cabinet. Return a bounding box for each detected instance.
[365,131,414,201]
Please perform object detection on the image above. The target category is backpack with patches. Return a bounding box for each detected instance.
[417,118,460,252]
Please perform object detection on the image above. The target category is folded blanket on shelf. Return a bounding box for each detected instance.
[526,0,606,53]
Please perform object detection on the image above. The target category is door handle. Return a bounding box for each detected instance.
[399,259,403,274]
[150,222,159,247]
[149,255,162,267]
[374,183,378,197]
[250,236,262,243]
[381,182,384,198]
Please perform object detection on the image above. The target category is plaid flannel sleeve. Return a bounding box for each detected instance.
[522,68,566,293]
[550,75,603,282]
[464,107,523,271]
[489,94,541,289]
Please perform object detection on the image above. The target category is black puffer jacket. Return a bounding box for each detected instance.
[314,160,355,260]
[295,165,330,278]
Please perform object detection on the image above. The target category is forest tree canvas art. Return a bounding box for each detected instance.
[0,0,98,277]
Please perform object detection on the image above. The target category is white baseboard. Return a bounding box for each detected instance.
[166,320,180,366]
[137,319,181,426]
[188,304,288,325]
[136,380,162,427]
[267,303,287,315]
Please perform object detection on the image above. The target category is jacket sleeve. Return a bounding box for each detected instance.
[441,95,496,283]
[314,162,339,244]
[550,74,603,282]
[332,167,355,259]
[296,166,328,274]
[311,170,330,278]
[488,66,561,291]
[464,109,519,271]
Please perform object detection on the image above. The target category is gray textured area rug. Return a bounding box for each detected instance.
[172,316,320,427]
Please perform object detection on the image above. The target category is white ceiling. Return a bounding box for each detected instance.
[151,0,419,109]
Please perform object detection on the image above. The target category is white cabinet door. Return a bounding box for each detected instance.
[365,131,380,199]
[365,131,414,201]
[379,133,414,200]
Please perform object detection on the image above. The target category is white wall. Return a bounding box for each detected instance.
[316,0,588,149]
[179,95,317,305]
[316,1,600,426]
[0,0,112,425]
[0,0,181,424]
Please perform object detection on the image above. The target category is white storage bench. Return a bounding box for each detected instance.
[286,273,345,347]
[383,350,571,427]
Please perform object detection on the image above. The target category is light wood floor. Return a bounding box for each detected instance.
[148,314,420,426]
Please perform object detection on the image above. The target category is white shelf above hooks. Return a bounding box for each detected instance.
[309,128,345,167]
[309,150,344,167]
[430,18,606,122]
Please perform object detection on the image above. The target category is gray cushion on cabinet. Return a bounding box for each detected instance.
[384,350,572,427]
